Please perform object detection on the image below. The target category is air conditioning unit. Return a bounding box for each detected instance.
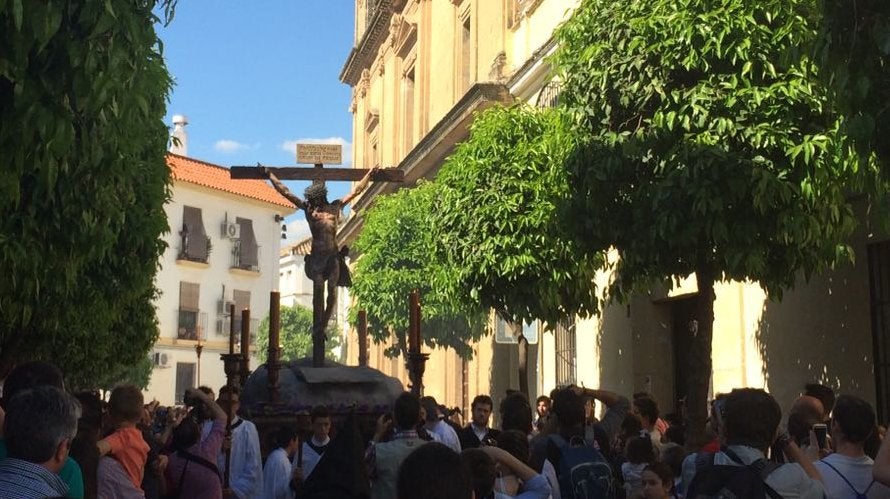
[215,318,230,336]
[217,299,235,316]
[221,222,240,239]
[151,352,170,368]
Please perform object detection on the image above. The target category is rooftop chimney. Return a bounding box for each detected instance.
[169,114,188,156]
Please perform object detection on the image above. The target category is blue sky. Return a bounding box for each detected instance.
[158,2,357,242]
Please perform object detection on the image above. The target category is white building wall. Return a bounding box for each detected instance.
[146,181,292,404]
[279,251,312,309]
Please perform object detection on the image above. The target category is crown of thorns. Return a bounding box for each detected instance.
[304,183,328,203]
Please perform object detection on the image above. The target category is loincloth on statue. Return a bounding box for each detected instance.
[304,247,352,287]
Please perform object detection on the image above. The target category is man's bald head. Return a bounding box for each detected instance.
[791,395,824,418]
[787,395,824,445]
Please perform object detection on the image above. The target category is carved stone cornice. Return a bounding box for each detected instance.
[358,68,371,97]
[390,13,417,54]
[514,0,545,23]
[340,0,394,86]
[390,13,403,37]
[488,52,507,83]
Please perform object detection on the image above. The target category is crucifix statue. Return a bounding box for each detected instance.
[231,148,402,367]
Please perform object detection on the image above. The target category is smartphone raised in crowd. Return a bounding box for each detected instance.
[813,423,828,449]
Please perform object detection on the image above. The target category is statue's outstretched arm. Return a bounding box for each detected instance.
[263,165,305,210]
[341,167,380,206]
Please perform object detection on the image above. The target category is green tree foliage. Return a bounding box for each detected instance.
[555,0,860,443]
[256,304,341,363]
[431,106,604,394]
[433,106,602,328]
[97,356,154,393]
[0,1,176,387]
[819,0,890,172]
[350,181,486,359]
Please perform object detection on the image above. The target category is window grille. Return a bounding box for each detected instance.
[554,316,577,386]
[174,363,196,404]
[536,80,563,109]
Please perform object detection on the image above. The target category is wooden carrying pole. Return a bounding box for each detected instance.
[358,310,369,367]
[240,308,251,378]
[224,303,236,489]
[409,290,420,354]
[406,290,428,396]
[268,291,281,404]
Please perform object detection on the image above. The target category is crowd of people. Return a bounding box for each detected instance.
[3,360,890,498]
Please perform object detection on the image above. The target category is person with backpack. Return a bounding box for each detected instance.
[683,388,824,499]
[531,387,618,499]
[814,395,889,498]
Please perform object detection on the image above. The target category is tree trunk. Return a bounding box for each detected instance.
[684,267,716,450]
[513,322,529,397]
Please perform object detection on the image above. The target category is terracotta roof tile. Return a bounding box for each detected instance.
[167,153,296,209]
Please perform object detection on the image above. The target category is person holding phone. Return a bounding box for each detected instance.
[366,392,426,499]
[681,388,824,499]
[815,395,890,498]
[813,423,829,452]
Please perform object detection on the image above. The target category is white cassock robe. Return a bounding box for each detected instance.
[216,417,263,499]
[262,448,294,499]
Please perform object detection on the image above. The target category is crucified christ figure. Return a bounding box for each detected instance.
[264,167,378,333]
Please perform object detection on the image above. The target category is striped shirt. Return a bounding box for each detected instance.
[0,457,69,498]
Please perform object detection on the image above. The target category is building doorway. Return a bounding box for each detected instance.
[670,295,701,422]
[868,241,890,423]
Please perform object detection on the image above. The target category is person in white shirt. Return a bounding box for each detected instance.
[420,396,462,453]
[262,427,300,499]
[217,385,263,499]
[815,394,889,498]
[293,406,331,481]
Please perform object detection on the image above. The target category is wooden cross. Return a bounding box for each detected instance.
[230,158,403,368]
[230,165,404,182]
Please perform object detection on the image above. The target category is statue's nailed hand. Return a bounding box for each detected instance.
[256,163,270,178]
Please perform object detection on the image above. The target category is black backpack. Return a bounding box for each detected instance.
[686,447,782,499]
[548,434,615,499]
